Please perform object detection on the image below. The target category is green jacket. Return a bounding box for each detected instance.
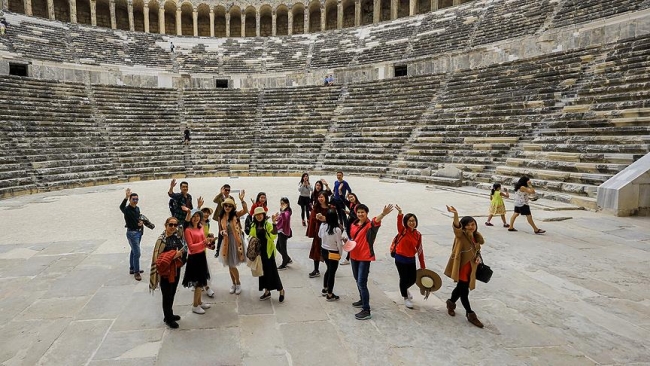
[249,220,277,258]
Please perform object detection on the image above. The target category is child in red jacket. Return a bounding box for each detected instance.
[394,205,426,309]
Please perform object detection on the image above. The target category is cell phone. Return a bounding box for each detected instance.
[230,189,240,194]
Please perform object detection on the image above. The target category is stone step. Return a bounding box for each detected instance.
[495,165,611,186]
[504,158,627,174]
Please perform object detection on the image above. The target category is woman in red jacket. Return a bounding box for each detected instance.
[394,205,426,309]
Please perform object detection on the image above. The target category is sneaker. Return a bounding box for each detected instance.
[229,285,236,294]
[205,288,215,298]
[288,259,293,264]
[404,298,414,309]
[302,220,306,226]
[200,303,211,309]
[192,306,205,314]
[259,292,271,301]
[355,309,372,320]
[352,300,363,308]
[485,222,494,226]
[134,273,142,281]
[340,259,350,265]
[277,264,287,270]
[321,289,328,297]
[407,290,413,300]
[309,270,320,278]
[326,294,340,302]
[165,320,179,329]
[503,223,510,228]
[235,285,242,295]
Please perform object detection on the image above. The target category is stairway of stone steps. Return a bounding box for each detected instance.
[315,85,348,171]
[246,91,265,176]
[535,0,568,34]
[177,87,192,175]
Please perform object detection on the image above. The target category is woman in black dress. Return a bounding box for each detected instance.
[249,207,285,302]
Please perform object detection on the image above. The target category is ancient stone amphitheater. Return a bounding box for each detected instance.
[1,0,649,213]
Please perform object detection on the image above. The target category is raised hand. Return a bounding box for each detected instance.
[197,196,204,209]
[239,190,246,200]
[395,204,402,213]
[271,213,279,223]
[125,188,131,198]
[446,205,457,214]
[170,179,177,188]
[382,204,394,216]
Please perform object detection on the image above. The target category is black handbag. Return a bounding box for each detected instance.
[475,253,493,283]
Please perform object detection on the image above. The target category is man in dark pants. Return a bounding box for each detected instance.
[120,188,143,281]
[168,179,193,228]
[332,171,352,229]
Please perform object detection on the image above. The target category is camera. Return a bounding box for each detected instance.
[139,214,155,230]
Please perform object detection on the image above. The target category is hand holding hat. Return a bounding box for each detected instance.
[416,268,442,300]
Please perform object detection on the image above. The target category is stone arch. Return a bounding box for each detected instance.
[164,1,177,35]
[180,2,193,35]
[397,0,408,17]
[360,0,372,25]
[308,0,320,33]
[132,0,145,32]
[96,0,111,27]
[244,6,256,37]
[342,0,354,28]
[291,3,304,34]
[8,0,24,14]
[259,5,272,36]
[324,0,336,30]
[417,0,430,14]
[53,0,70,22]
[275,4,288,36]
[229,5,242,37]
[439,0,453,8]
[214,5,226,37]
[380,0,390,21]
[32,0,48,18]
[115,0,129,30]
[197,3,210,36]
[148,0,160,33]
[76,0,92,25]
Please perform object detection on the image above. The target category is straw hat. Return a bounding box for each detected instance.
[415,268,442,299]
[252,207,266,216]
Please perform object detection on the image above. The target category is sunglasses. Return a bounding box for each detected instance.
[167,223,178,227]
[131,198,139,201]
[223,204,234,208]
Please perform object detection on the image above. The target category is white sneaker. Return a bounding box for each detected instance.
[200,303,211,309]
[340,259,350,265]
[205,288,215,298]
[229,285,236,294]
[407,290,413,300]
[404,298,414,309]
[192,306,205,314]
[235,285,242,295]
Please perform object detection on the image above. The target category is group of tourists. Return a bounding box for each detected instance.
[119,173,543,329]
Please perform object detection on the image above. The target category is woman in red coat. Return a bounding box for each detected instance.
[306,192,330,278]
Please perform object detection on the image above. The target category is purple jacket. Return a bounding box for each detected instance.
[276,210,292,237]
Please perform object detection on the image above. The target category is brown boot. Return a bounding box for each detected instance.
[446,299,456,316]
[467,312,484,328]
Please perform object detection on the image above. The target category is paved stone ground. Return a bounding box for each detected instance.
[0,177,649,366]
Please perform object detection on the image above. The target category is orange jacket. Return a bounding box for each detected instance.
[395,214,425,268]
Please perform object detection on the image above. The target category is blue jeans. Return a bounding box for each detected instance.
[351,259,371,311]
[126,230,142,272]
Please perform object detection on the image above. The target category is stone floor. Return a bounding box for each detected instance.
[0,176,649,366]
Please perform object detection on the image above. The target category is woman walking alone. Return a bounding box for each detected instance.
[250,207,285,302]
[218,192,248,295]
[298,173,313,226]
[508,176,545,234]
[393,205,425,309]
[444,205,485,328]
[318,209,345,301]
[485,183,509,227]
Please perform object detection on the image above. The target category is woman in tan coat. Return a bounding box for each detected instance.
[444,205,485,328]
[218,192,248,295]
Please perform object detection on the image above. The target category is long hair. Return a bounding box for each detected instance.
[280,197,292,213]
[218,204,237,221]
[317,192,330,207]
[312,180,323,202]
[299,173,309,185]
[491,183,501,197]
[460,216,479,241]
[325,209,339,235]
[254,192,267,208]
[347,192,360,206]
[189,211,203,229]
[514,176,530,191]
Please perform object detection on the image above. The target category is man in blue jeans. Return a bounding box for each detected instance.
[332,171,352,230]
[120,188,144,281]
[348,203,394,320]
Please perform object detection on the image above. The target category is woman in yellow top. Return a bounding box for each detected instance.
[444,205,485,328]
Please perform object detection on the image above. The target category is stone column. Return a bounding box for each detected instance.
[69,0,77,23]
[354,0,360,26]
[255,9,260,37]
[240,13,245,37]
[90,0,96,26]
[128,0,134,31]
[271,11,276,36]
[453,0,460,4]
[320,4,325,31]
[373,0,380,23]
[209,9,214,37]
[304,8,309,33]
[337,1,342,29]
[47,0,54,20]
[390,0,397,19]
[287,10,292,35]
[225,12,230,37]
[144,4,149,33]
[110,0,116,29]
[409,0,416,15]
[24,0,32,15]
[159,6,164,34]
[193,10,198,36]
[176,7,181,35]
[431,0,438,11]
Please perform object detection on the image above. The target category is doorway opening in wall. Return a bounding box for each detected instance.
[215,79,229,88]
[394,65,408,77]
[9,63,29,77]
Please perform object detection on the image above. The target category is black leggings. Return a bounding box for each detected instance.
[395,260,417,298]
[276,233,291,266]
[321,249,339,294]
[450,280,473,314]
[300,203,311,221]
